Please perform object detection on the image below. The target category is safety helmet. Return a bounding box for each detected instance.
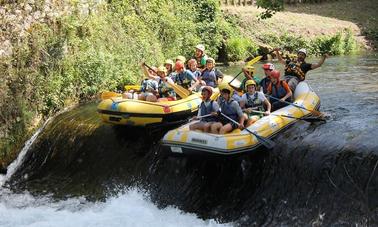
[206,57,215,64]
[298,48,307,56]
[218,82,234,94]
[175,61,185,70]
[195,44,205,52]
[243,65,255,74]
[270,70,281,80]
[164,59,174,67]
[201,86,213,97]
[157,65,167,73]
[262,63,275,71]
[176,55,186,63]
[244,80,256,90]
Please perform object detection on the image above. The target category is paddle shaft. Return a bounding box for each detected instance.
[266,95,322,116]
[219,112,275,149]
[190,113,213,122]
[143,63,190,98]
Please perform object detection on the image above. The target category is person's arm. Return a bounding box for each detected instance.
[281,81,293,101]
[311,53,328,70]
[266,83,272,95]
[212,101,220,115]
[259,92,271,114]
[188,71,199,91]
[274,48,286,65]
[141,63,159,80]
[232,101,245,128]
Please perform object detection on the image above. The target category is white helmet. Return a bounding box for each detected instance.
[298,48,307,56]
[195,44,205,52]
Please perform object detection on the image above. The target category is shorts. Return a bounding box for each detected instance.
[285,76,299,92]
[220,117,238,130]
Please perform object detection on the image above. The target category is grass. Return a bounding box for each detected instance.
[221,2,374,50]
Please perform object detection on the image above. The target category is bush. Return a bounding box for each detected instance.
[225,37,259,61]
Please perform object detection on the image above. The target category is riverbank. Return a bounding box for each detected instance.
[222,3,370,57]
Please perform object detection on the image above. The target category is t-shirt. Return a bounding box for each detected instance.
[201,69,217,88]
[174,70,196,89]
[197,100,219,117]
[217,97,244,118]
[241,92,267,104]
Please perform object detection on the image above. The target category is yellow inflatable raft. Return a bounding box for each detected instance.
[97,86,219,127]
[161,82,321,156]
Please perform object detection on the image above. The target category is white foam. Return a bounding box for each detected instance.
[0,188,231,227]
[0,118,51,187]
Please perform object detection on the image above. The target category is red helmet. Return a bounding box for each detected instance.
[175,61,184,70]
[270,70,281,80]
[262,63,275,71]
[201,86,213,97]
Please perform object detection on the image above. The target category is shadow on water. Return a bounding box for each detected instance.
[4,54,378,225]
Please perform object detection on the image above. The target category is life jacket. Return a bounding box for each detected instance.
[141,79,157,92]
[245,93,264,112]
[260,77,270,94]
[175,71,192,89]
[271,81,287,100]
[284,60,306,81]
[199,100,217,122]
[201,69,216,87]
[219,98,239,123]
[158,79,175,98]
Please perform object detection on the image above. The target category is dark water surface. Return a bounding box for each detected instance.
[2,54,378,226]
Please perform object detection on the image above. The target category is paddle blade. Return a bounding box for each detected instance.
[100,91,121,100]
[245,128,275,149]
[301,116,327,123]
[246,55,263,66]
[168,82,190,98]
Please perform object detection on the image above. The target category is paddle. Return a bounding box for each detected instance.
[266,95,324,117]
[100,91,121,100]
[251,110,326,123]
[189,113,213,122]
[219,112,275,149]
[228,55,263,86]
[143,63,191,98]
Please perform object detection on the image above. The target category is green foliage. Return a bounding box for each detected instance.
[225,37,258,62]
[256,0,284,19]
[312,28,358,55]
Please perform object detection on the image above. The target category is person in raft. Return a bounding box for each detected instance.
[259,63,275,94]
[240,80,271,127]
[266,70,292,111]
[210,83,245,134]
[274,48,328,91]
[141,64,176,102]
[123,65,158,100]
[193,44,208,70]
[200,58,218,88]
[189,86,219,132]
[164,59,175,78]
[174,61,200,92]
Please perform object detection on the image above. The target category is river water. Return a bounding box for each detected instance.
[0,54,377,226]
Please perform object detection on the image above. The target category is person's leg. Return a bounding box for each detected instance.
[138,93,147,100]
[122,92,133,99]
[210,122,223,134]
[146,94,158,102]
[219,123,234,134]
[287,77,299,92]
[246,115,260,127]
[189,122,205,131]
[157,97,168,102]
[203,122,212,132]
